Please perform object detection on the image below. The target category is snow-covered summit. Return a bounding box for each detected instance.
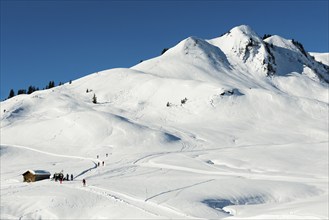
[134,24,328,84]
[208,25,275,77]
[132,36,231,82]
[206,25,329,82]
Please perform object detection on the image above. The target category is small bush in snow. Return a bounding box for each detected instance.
[181,98,188,105]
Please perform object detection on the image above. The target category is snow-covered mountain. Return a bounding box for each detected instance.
[1,25,328,219]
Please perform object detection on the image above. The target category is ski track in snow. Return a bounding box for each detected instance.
[132,141,327,183]
[145,179,215,202]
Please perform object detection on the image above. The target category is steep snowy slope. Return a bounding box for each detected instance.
[264,35,329,82]
[1,25,328,219]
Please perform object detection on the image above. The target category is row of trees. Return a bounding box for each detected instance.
[7,80,66,99]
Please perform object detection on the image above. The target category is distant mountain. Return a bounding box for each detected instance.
[1,25,328,219]
[134,25,329,83]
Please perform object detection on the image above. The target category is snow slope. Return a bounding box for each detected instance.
[1,25,328,219]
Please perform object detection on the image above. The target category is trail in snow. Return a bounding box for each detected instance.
[141,159,325,183]
[132,143,327,184]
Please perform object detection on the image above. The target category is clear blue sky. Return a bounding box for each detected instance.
[1,0,328,100]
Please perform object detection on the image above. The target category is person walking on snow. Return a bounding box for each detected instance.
[82,179,86,186]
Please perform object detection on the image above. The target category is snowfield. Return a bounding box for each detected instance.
[1,25,328,219]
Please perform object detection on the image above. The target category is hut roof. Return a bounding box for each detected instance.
[23,170,51,176]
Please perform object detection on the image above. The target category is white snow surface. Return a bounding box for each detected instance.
[1,25,328,219]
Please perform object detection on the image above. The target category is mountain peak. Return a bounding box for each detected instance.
[208,25,273,76]
[230,24,259,38]
[132,36,231,81]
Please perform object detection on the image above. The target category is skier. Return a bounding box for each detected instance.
[59,173,63,183]
[71,174,73,181]
[83,179,86,186]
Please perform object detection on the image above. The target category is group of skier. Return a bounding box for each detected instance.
[97,161,105,167]
[53,172,73,183]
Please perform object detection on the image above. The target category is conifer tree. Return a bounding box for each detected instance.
[8,89,15,99]
[17,89,26,95]
[92,94,97,104]
[46,81,55,89]
[27,86,37,94]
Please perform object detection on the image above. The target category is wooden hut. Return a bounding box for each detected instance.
[22,170,51,182]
